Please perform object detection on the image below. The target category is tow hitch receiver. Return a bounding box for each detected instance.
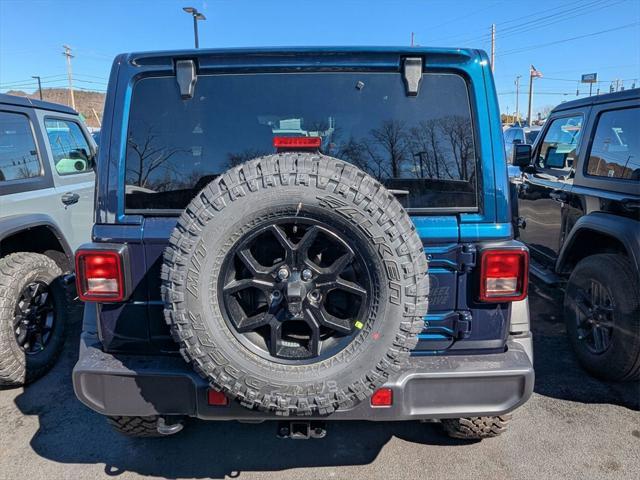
[277,421,327,439]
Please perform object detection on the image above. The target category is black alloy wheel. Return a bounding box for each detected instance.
[219,218,372,363]
[13,281,56,355]
[570,279,614,355]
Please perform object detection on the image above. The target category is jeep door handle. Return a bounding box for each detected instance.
[550,190,569,203]
[61,192,80,205]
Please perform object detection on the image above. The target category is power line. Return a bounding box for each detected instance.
[479,0,609,45]
[433,0,591,44]
[0,74,67,87]
[538,76,638,83]
[426,1,505,32]
[488,0,625,47]
[433,0,626,56]
[74,86,107,92]
[498,22,640,57]
[498,0,590,26]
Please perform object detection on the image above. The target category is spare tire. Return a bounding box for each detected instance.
[162,153,428,415]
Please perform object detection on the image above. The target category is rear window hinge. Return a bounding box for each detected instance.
[457,244,476,273]
[175,59,198,99]
[402,57,423,96]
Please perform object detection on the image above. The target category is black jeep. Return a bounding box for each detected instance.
[72,47,534,439]
[512,88,640,381]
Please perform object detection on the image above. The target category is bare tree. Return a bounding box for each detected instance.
[439,115,474,181]
[126,126,184,190]
[408,119,456,180]
[226,148,269,169]
[370,120,410,178]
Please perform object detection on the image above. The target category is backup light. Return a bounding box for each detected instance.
[370,388,393,407]
[75,250,125,302]
[273,136,321,150]
[478,248,529,302]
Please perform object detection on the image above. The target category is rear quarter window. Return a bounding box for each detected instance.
[585,107,640,181]
[0,111,42,182]
[124,72,479,213]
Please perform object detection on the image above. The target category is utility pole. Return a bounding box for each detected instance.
[32,76,43,100]
[62,45,76,110]
[411,32,415,47]
[515,75,521,124]
[490,24,496,72]
[91,107,102,128]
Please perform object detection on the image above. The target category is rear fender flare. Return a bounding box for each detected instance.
[556,212,640,276]
[0,214,73,263]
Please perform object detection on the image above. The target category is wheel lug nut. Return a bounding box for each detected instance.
[277,267,290,280]
[307,290,321,302]
[301,269,313,281]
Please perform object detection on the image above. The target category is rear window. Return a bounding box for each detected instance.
[125,72,478,213]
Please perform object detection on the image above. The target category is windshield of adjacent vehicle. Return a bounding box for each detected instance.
[124,72,478,212]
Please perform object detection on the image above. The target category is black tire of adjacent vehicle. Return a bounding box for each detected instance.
[162,153,429,416]
[441,415,512,440]
[564,253,640,382]
[0,252,66,386]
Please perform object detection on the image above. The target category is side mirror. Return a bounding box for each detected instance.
[512,143,532,169]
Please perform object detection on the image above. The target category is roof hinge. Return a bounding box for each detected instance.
[175,59,197,99]
[402,57,423,96]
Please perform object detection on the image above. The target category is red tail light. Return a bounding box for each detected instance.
[478,248,529,302]
[75,250,125,302]
[273,136,321,150]
[370,388,393,407]
[207,389,229,406]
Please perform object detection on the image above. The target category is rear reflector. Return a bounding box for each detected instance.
[478,248,529,302]
[370,388,393,407]
[207,389,229,406]
[75,250,125,302]
[273,136,321,150]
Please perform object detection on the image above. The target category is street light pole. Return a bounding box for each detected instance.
[515,75,521,124]
[183,7,206,48]
[193,14,199,48]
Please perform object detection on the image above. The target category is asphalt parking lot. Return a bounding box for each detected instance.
[1,280,638,480]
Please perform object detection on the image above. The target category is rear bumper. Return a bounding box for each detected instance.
[73,310,534,421]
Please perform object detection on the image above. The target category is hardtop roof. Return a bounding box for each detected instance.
[552,88,640,113]
[0,93,77,115]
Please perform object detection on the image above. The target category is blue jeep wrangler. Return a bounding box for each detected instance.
[73,47,534,440]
